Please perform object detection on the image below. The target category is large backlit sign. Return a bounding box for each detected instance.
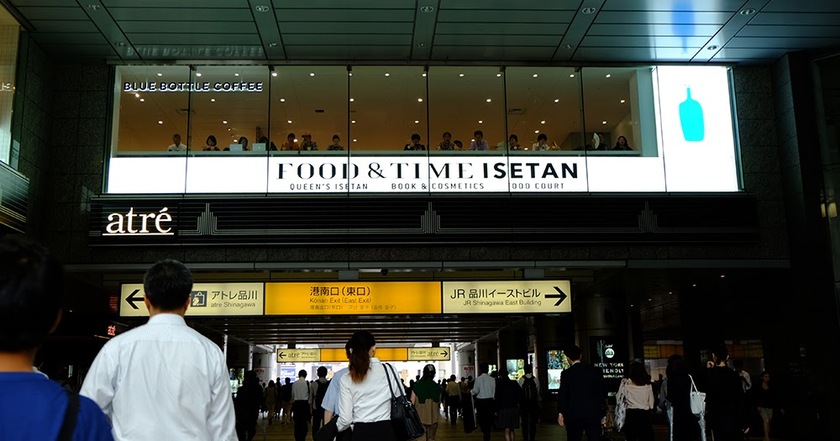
[442,281,571,314]
[105,207,173,236]
[265,282,441,315]
[120,283,264,317]
[123,81,264,93]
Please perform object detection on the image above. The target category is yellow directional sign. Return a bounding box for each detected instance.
[120,283,264,317]
[265,282,441,315]
[441,281,571,314]
[276,348,321,362]
[408,347,451,361]
[316,348,409,362]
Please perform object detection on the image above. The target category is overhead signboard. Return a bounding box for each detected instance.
[265,282,441,315]
[276,348,321,362]
[408,347,451,361]
[120,283,264,317]
[441,281,571,314]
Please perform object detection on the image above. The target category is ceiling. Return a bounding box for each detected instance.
[3,0,840,64]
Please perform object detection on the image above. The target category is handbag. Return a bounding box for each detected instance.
[314,415,338,441]
[614,379,628,431]
[688,374,706,415]
[384,362,425,441]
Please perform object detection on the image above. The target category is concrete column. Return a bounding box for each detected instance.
[497,329,528,377]
[475,341,496,374]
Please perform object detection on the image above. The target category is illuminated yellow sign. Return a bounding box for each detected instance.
[276,349,321,362]
[120,283,264,317]
[442,281,571,314]
[265,282,441,315]
[408,347,451,361]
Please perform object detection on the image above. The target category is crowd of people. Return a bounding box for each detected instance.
[164,130,636,153]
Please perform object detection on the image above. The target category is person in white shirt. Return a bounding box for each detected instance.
[320,341,352,441]
[167,133,187,151]
[470,363,496,441]
[616,361,655,441]
[337,330,401,440]
[80,259,236,441]
[291,369,312,441]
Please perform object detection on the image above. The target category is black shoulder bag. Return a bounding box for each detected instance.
[58,389,80,441]
[384,362,425,441]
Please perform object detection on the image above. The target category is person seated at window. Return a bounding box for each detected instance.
[580,132,606,150]
[613,135,632,151]
[508,134,522,151]
[167,133,187,151]
[453,140,463,150]
[238,136,250,151]
[281,133,300,151]
[532,133,556,151]
[404,133,426,151]
[328,135,345,151]
[256,136,276,151]
[203,135,219,151]
[470,130,489,151]
[300,133,318,151]
[438,132,456,150]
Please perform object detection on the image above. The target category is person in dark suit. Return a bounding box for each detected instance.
[557,345,607,441]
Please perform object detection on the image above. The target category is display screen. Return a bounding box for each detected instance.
[546,349,570,390]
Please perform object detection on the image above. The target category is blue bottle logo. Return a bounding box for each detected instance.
[679,87,704,142]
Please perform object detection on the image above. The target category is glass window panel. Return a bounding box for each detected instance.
[190,65,269,152]
[505,67,581,152]
[0,10,20,165]
[350,66,427,151]
[580,67,657,155]
[428,67,505,152]
[271,66,348,153]
[113,66,191,154]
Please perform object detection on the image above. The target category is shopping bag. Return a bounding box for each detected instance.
[688,375,706,416]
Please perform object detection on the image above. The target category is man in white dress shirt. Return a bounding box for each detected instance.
[81,259,237,441]
[291,369,312,441]
[471,363,496,441]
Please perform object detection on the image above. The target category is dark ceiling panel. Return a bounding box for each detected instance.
[738,25,840,39]
[573,46,700,62]
[581,35,710,48]
[275,9,414,22]
[279,22,410,34]
[40,43,116,57]
[107,8,254,22]
[431,46,556,61]
[35,32,108,45]
[440,0,580,10]
[131,45,264,59]
[601,0,742,12]
[438,10,575,24]
[750,13,840,26]
[283,34,413,46]
[712,47,790,60]
[284,45,410,60]
[762,0,840,13]
[127,33,261,45]
[588,23,723,37]
[595,11,732,24]
[119,21,256,34]
[434,35,562,46]
[436,23,566,35]
[29,19,98,32]
[726,37,840,50]
[15,6,88,20]
[103,0,245,6]
[276,0,415,7]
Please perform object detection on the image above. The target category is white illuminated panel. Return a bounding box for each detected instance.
[428,156,508,192]
[268,156,355,193]
[505,157,588,192]
[186,156,268,193]
[108,157,187,193]
[655,66,739,192]
[586,157,666,192]
[120,283,264,317]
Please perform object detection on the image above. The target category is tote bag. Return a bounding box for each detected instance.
[384,363,425,441]
[688,374,706,415]
[614,379,628,431]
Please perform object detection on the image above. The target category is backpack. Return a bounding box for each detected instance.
[522,376,538,405]
[315,379,330,408]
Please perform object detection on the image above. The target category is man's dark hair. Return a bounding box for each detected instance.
[317,366,328,377]
[411,133,421,141]
[537,133,548,142]
[298,369,307,378]
[0,238,64,351]
[143,259,193,311]
[524,363,533,375]
[565,345,582,361]
[474,130,484,137]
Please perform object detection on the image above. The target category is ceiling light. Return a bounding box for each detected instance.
[268,42,278,47]
[351,120,356,124]
[269,66,277,77]
[417,42,428,48]
[115,41,126,47]
[86,4,100,11]
[255,5,270,13]
[385,73,390,77]
[419,5,434,13]
[287,120,292,124]
[414,120,419,124]
[353,139,357,142]
[309,72,315,77]
[157,120,163,124]
[195,72,202,77]
[554,99,559,103]
[348,72,352,76]
[739,8,756,15]
[421,72,427,77]
[223,120,228,124]
[564,44,573,49]
[532,73,538,78]
[602,120,607,125]
[234,73,239,77]
[227,128,231,131]
[620,99,625,103]
[349,98,354,102]
[459,73,464,77]
[478,120,483,124]
[668,291,673,295]
[720,274,726,278]
[280,98,285,102]
[271,71,277,77]
[134,93,140,98]
[540,120,546,124]
[485,98,492,102]
[605,73,611,78]
[156,73,162,77]
[569,74,575,78]
[534,130,539,133]
[581,6,597,14]
[692,283,697,287]
[417,98,423,102]
[211,98,216,102]
[496,73,502,77]
[139,98,144,102]
[707,45,719,51]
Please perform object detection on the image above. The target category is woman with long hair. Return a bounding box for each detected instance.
[411,364,441,440]
[337,330,399,440]
[618,361,654,441]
